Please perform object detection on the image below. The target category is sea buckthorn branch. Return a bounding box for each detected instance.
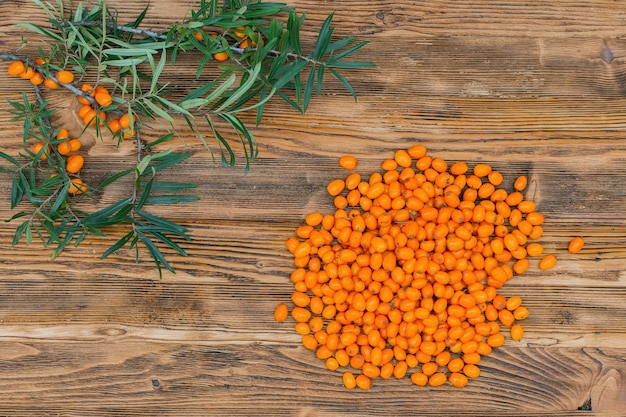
[1,0,372,276]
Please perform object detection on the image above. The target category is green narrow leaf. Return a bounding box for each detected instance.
[12,221,30,246]
[145,195,201,204]
[327,40,372,64]
[328,67,358,101]
[303,64,316,112]
[287,11,302,55]
[137,230,174,276]
[214,63,261,112]
[10,175,24,209]
[311,13,334,60]
[136,209,190,236]
[0,151,20,166]
[127,3,150,29]
[140,181,197,191]
[101,231,134,260]
[150,152,193,173]
[145,133,175,148]
[151,49,167,93]
[136,174,155,211]
[143,98,175,124]
[16,23,63,42]
[146,230,188,256]
[272,59,308,90]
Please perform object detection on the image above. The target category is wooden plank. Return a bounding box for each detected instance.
[0,0,625,415]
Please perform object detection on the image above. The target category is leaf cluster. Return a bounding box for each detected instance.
[1,0,374,276]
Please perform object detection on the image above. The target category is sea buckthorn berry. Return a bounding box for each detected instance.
[56,128,69,140]
[356,374,371,390]
[510,324,524,341]
[526,242,544,257]
[514,175,528,191]
[32,143,49,160]
[473,163,492,178]
[68,139,81,152]
[274,303,288,321]
[233,25,247,39]
[29,72,44,85]
[410,372,428,386]
[394,149,412,168]
[463,364,481,379]
[342,372,357,390]
[449,372,468,388]
[120,113,136,129]
[7,61,25,76]
[568,236,585,254]
[506,296,523,311]
[56,70,74,84]
[428,372,447,387]
[95,92,113,107]
[57,141,72,155]
[327,179,345,196]
[68,178,87,195]
[339,155,357,170]
[213,51,229,61]
[538,254,557,270]
[20,66,35,79]
[65,154,85,174]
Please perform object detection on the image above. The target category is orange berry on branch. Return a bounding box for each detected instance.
[65,154,84,174]
[57,142,72,155]
[68,178,87,195]
[29,72,44,85]
[7,61,25,76]
[68,139,81,152]
[56,70,74,84]
[20,66,35,79]
[44,78,59,89]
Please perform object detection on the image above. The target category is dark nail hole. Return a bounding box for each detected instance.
[577,398,592,411]
[152,379,161,388]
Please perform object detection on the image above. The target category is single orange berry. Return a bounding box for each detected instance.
[568,236,585,254]
[20,66,35,79]
[78,105,93,119]
[342,372,357,390]
[78,84,94,105]
[273,303,288,321]
[32,142,49,160]
[213,51,229,61]
[65,154,85,174]
[7,61,25,76]
[56,128,70,140]
[538,254,557,270]
[194,31,204,41]
[83,109,97,126]
[68,139,82,152]
[95,92,113,107]
[510,324,524,341]
[119,113,136,129]
[44,78,59,89]
[57,141,72,155]
[68,178,87,195]
[123,129,136,139]
[56,70,74,84]
[108,119,121,133]
[233,25,247,39]
[339,155,358,170]
[29,72,44,85]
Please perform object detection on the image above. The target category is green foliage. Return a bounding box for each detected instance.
[0,0,374,276]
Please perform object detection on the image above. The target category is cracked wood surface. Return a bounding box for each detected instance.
[0,0,625,415]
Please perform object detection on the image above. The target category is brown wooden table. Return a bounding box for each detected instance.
[0,0,625,415]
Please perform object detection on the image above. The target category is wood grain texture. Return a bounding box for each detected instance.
[1,0,625,415]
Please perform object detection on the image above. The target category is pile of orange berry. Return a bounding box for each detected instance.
[6,59,138,195]
[275,145,569,390]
